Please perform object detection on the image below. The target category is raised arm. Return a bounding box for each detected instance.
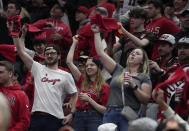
[66,35,81,82]
[91,24,116,74]
[12,36,34,70]
[120,24,149,47]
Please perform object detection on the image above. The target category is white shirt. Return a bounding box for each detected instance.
[31,62,77,119]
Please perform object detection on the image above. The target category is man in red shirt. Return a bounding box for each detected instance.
[0,61,30,131]
[145,0,180,60]
[32,3,73,67]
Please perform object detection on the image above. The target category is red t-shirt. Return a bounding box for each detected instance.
[145,17,180,60]
[76,75,110,110]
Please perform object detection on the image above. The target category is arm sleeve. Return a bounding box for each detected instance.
[141,74,152,85]
[163,107,189,131]
[64,73,77,94]
[31,61,43,76]
[163,20,180,35]
[9,93,30,131]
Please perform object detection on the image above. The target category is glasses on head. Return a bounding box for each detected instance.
[45,52,57,56]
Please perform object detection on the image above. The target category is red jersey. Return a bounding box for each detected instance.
[76,76,110,110]
[0,84,30,131]
[145,17,180,60]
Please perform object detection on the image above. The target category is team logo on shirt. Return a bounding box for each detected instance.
[41,74,60,85]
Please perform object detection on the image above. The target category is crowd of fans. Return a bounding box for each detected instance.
[0,0,189,131]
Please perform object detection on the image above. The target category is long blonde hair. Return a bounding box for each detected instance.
[82,59,106,93]
[119,48,150,83]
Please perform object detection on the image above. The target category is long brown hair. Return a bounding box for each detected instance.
[82,58,106,93]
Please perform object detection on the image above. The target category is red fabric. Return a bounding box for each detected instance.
[0,44,17,62]
[0,84,30,131]
[7,15,21,36]
[89,2,115,18]
[77,15,119,58]
[25,24,41,33]
[145,17,180,60]
[22,72,34,111]
[155,65,189,118]
[32,18,73,63]
[90,14,121,31]
[76,75,110,110]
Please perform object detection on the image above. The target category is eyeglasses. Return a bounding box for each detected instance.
[45,52,57,56]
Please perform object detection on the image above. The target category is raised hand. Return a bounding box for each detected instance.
[91,24,100,33]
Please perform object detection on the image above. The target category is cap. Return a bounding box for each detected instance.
[181,9,189,16]
[45,44,61,55]
[157,34,176,45]
[98,123,117,131]
[177,37,189,45]
[78,55,89,62]
[77,6,89,16]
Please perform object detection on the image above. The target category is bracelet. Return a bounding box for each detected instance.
[132,85,138,91]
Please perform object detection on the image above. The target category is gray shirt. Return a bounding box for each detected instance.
[107,64,151,110]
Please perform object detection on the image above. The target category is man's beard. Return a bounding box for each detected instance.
[45,57,58,66]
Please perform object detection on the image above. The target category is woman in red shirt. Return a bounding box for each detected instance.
[66,36,110,131]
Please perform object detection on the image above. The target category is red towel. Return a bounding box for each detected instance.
[0,44,17,62]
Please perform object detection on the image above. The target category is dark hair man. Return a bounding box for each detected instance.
[145,0,180,60]
[0,61,30,131]
[153,36,189,121]
[10,21,78,130]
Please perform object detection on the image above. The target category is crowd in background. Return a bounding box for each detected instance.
[0,0,189,131]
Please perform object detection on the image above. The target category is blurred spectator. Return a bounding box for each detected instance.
[154,36,189,121]
[175,9,189,42]
[67,36,110,131]
[173,0,189,19]
[121,0,139,15]
[89,0,115,18]
[113,7,154,67]
[156,119,187,131]
[0,61,30,131]
[128,117,158,131]
[149,34,178,88]
[0,1,21,45]
[152,89,189,131]
[25,0,50,23]
[163,2,180,26]
[147,34,179,121]
[145,0,180,60]
[32,3,73,67]
[75,6,90,29]
[92,24,152,131]
[0,93,10,131]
